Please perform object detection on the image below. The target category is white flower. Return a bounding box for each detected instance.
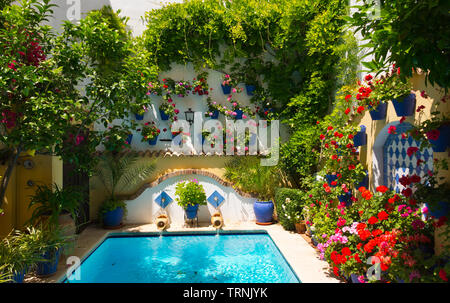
[285,198,291,203]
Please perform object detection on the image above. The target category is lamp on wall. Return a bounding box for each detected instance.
[185,108,194,125]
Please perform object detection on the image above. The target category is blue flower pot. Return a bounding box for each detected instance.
[11,270,26,283]
[428,125,450,152]
[126,134,133,145]
[369,102,388,120]
[148,135,158,145]
[245,85,256,96]
[338,192,352,204]
[350,273,366,283]
[325,174,338,187]
[356,170,369,189]
[36,249,61,277]
[253,201,274,224]
[103,207,124,228]
[185,204,199,219]
[210,110,219,119]
[134,114,144,120]
[426,201,449,219]
[221,84,232,95]
[234,109,243,120]
[160,109,170,120]
[392,93,416,117]
[353,125,367,147]
[311,235,318,246]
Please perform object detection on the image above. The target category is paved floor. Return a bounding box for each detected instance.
[25,222,341,283]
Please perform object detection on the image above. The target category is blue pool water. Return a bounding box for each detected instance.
[65,232,300,283]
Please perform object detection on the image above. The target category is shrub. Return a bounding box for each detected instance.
[175,180,207,209]
[274,188,307,231]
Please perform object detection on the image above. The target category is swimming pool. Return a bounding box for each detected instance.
[64,231,300,283]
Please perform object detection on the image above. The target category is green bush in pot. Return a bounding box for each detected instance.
[175,180,207,219]
[95,152,155,227]
[27,183,84,231]
[274,188,307,231]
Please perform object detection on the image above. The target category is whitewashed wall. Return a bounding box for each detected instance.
[124,174,257,225]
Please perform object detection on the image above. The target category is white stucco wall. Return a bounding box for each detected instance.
[124,174,257,225]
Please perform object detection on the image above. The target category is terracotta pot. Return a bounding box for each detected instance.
[295,221,306,234]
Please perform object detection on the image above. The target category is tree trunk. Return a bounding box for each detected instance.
[0,145,22,209]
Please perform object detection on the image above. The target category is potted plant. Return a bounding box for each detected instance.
[159,101,174,121]
[382,68,414,117]
[140,122,160,145]
[32,225,70,277]
[27,183,83,240]
[174,80,192,97]
[102,123,137,153]
[353,125,367,147]
[192,72,209,96]
[408,115,450,153]
[175,179,207,220]
[353,74,388,120]
[220,74,241,94]
[95,153,156,228]
[205,97,220,119]
[132,105,149,120]
[201,129,212,144]
[224,157,280,225]
[0,228,43,283]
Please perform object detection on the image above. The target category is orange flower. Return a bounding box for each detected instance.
[376,185,388,193]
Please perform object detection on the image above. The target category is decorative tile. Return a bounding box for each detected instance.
[154,191,172,209]
[383,123,433,193]
[207,190,225,208]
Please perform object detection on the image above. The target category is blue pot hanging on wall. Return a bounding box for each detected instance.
[221,84,232,95]
[126,134,133,145]
[428,125,450,152]
[210,110,219,119]
[185,204,199,219]
[325,174,338,187]
[355,170,369,190]
[36,248,61,277]
[234,109,243,120]
[134,114,144,120]
[148,135,158,146]
[426,201,449,219]
[253,201,274,225]
[369,102,388,120]
[160,109,170,120]
[245,84,256,96]
[338,192,352,205]
[392,93,416,117]
[103,207,124,228]
[353,125,367,147]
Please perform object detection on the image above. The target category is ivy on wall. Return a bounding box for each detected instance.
[141,0,352,183]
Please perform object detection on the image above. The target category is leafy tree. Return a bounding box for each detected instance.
[0,1,155,208]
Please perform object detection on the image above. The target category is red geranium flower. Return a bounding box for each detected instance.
[439,269,448,282]
[406,147,419,157]
[357,106,365,114]
[377,211,389,221]
[342,247,351,256]
[376,185,388,193]
[388,125,397,134]
[345,108,351,115]
[368,216,378,224]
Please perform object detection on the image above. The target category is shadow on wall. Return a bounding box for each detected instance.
[124,174,257,225]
